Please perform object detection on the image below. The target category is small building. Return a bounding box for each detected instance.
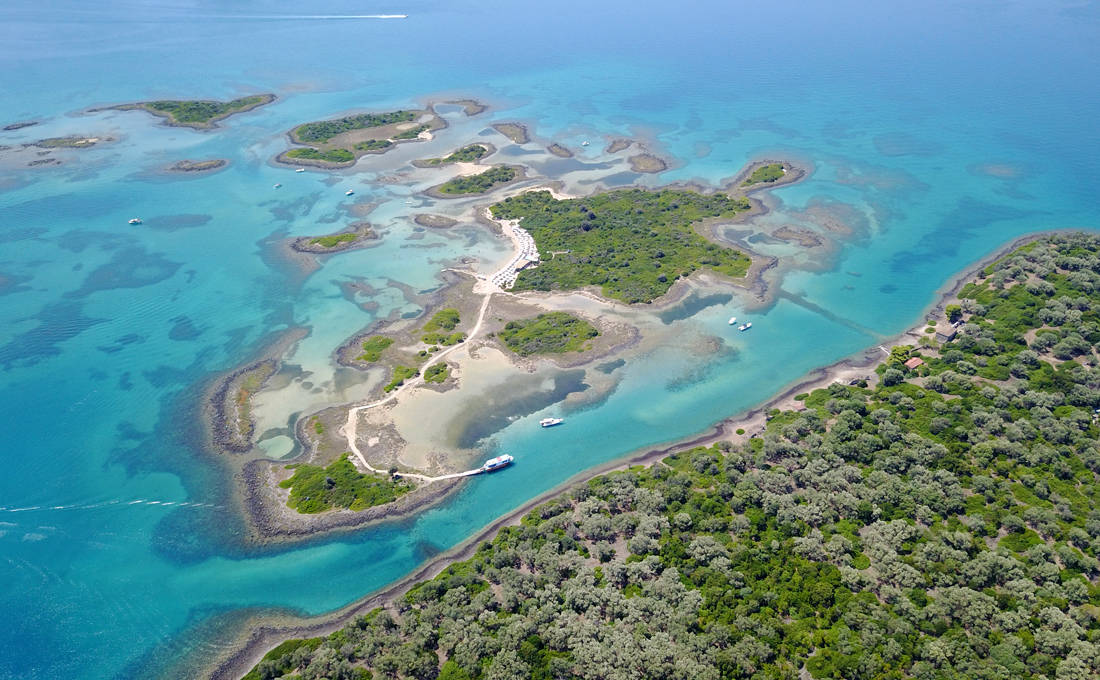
[934,321,958,343]
[904,356,925,370]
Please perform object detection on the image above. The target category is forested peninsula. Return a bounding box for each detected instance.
[242,233,1100,680]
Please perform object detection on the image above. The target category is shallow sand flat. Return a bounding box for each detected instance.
[373,346,552,470]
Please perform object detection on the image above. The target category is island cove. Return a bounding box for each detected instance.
[210,231,1100,680]
[204,142,811,547]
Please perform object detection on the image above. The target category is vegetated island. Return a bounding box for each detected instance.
[277,108,444,168]
[290,222,378,254]
[167,159,228,173]
[490,188,753,303]
[237,232,1100,680]
[105,94,276,130]
[497,311,600,356]
[427,164,523,198]
[412,143,493,168]
[731,159,805,191]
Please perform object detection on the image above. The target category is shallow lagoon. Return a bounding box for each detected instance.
[1,1,1098,677]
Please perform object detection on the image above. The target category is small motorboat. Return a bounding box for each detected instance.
[728,316,737,325]
[273,183,282,189]
[540,417,564,428]
[295,168,305,173]
[128,218,142,225]
[738,322,753,332]
[581,140,590,146]
[345,189,354,196]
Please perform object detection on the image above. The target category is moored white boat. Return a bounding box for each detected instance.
[128,218,142,225]
[540,417,564,428]
[345,189,354,196]
[739,322,752,332]
[728,316,737,325]
[481,454,514,472]
[295,168,305,173]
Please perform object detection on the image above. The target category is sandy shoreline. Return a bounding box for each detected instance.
[201,228,1070,679]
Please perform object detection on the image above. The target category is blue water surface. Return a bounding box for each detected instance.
[1,1,1098,678]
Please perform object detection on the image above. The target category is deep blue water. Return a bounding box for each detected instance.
[1,1,1098,678]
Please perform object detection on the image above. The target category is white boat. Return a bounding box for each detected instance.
[481,454,514,472]
[540,417,564,428]
[345,189,354,196]
[295,168,305,173]
[739,322,752,332]
[273,183,281,188]
[581,140,590,146]
[728,316,737,325]
[128,218,142,225]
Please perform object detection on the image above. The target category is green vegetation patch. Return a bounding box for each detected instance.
[383,365,418,392]
[357,336,393,362]
[490,189,752,303]
[419,144,488,166]
[741,162,785,186]
[293,110,417,144]
[279,454,412,513]
[421,308,464,345]
[422,308,461,332]
[498,311,600,356]
[144,94,271,125]
[354,139,393,152]
[437,165,516,195]
[285,147,354,163]
[309,232,358,248]
[423,363,449,383]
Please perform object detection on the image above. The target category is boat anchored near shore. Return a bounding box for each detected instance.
[738,321,753,332]
[728,316,737,325]
[540,417,564,428]
[481,454,514,472]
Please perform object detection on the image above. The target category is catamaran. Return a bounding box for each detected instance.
[540,417,564,428]
[481,454,514,472]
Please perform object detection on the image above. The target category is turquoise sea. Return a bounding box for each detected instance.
[1,1,1098,677]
